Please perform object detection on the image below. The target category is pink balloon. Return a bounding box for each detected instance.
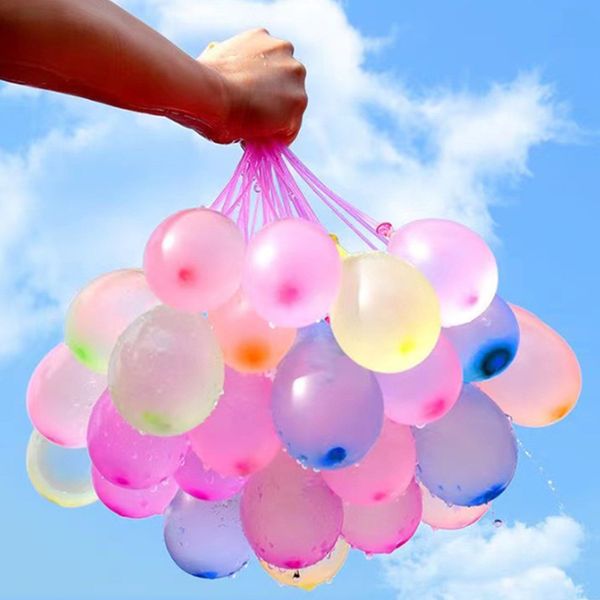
[479,305,582,427]
[243,219,342,327]
[92,466,177,519]
[376,334,463,426]
[389,219,498,327]
[241,452,343,569]
[322,420,416,505]
[420,483,489,530]
[88,391,187,489]
[342,479,422,555]
[65,269,159,373]
[27,343,106,448]
[144,208,245,312]
[175,449,246,501]
[208,290,296,374]
[189,369,280,477]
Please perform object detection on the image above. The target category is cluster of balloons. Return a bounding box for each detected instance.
[26,149,582,591]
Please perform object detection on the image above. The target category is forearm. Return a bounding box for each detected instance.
[0,0,228,132]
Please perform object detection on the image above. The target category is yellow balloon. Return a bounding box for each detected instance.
[260,538,350,591]
[329,233,349,259]
[330,252,441,373]
[26,430,97,508]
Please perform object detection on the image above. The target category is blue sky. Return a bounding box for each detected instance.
[0,1,598,598]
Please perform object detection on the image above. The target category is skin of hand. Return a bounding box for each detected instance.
[197,28,308,145]
[0,0,307,144]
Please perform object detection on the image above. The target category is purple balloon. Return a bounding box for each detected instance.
[414,385,517,506]
[88,391,187,489]
[272,322,384,470]
[444,295,520,382]
[175,449,247,501]
[164,491,251,579]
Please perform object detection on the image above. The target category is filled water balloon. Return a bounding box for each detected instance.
[414,385,517,506]
[342,479,422,554]
[479,305,581,427]
[65,269,159,373]
[272,322,383,470]
[419,482,489,530]
[322,419,416,505]
[376,334,462,426]
[144,208,245,312]
[164,491,251,579]
[87,391,187,489]
[208,290,296,373]
[243,219,342,327]
[92,466,177,519]
[27,343,106,448]
[260,538,350,591]
[389,219,498,327]
[26,430,97,508]
[241,452,343,569]
[175,449,247,501]
[329,252,441,373]
[108,305,224,436]
[188,369,280,477]
[445,295,519,382]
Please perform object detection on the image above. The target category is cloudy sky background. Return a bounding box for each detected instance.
[0,1,598,599]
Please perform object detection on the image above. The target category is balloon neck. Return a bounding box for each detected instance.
[208,143,393,247]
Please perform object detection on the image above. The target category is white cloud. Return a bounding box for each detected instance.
[381,516,588,600]
[0,0,571,358]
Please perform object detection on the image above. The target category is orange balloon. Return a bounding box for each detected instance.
[420,483,489,530]
[208,290,296,374]
[479,305,581,427]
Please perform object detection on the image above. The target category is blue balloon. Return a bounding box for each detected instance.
[164,491,251,579]
[413,385,517,506]
[444,296,519,382]
[272,322,384,470]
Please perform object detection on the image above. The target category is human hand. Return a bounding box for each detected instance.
[198,28,308,145]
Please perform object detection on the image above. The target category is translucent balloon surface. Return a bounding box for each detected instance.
[144,208,245,312]
[208,290,296,373]
[445,295,519,382]
[27,343,106,448]
[65,269,159,373]
[243,219,342,327]
[272,322,383,470]
[108,305,224,435]
[479,305,581,427]
[389,219,498,327]
[188,369,280,477]
[330,252,441,373]
[175,449,246,501]
[377,334,462,426]
[342,479,422,554]
[88,391,187,489]
[260,538,350,591]
[92,466,177,519]
[26,430,97,508]
[241,452,343,569]
[414,385,517,506]
[420,483,489,530]
[323,420,416,504]
[164,491,251,579]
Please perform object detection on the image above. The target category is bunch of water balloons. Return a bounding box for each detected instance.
[26,142,581,590]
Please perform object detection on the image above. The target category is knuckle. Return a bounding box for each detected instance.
[281,40,295,54]
[292,61,307,79]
